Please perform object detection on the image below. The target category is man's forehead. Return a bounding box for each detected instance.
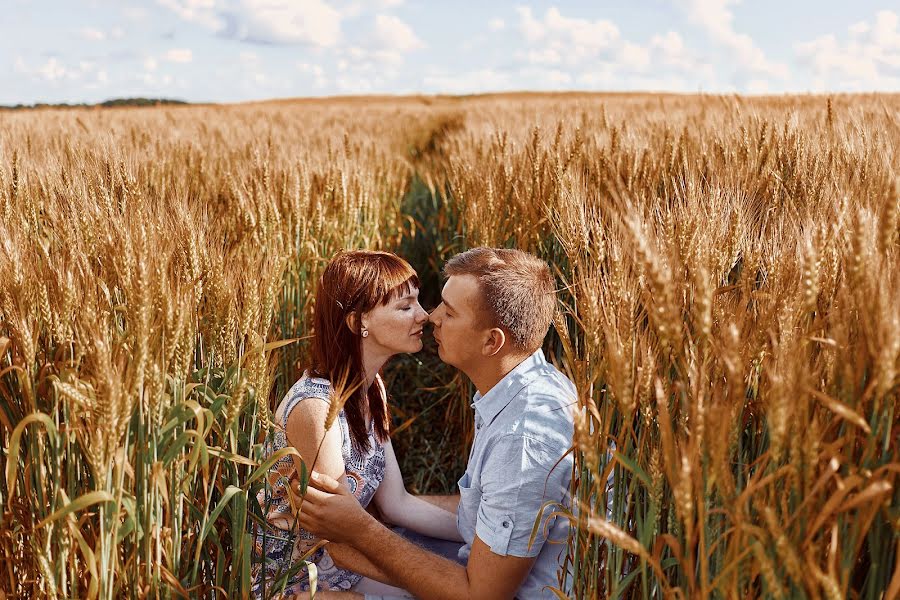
[442,274,480,309]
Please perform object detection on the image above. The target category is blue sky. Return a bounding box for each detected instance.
[3,0,899,104]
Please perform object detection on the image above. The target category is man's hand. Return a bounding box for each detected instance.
[290,591,362,599]
[296,472,375,544]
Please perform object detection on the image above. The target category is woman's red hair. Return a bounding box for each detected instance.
[310,250,419,452]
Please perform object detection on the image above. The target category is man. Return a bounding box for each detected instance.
[299,247,576,600]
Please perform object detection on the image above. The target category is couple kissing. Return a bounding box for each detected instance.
[253,247,576,600]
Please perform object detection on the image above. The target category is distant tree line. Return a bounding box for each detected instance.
[0,98,190,110]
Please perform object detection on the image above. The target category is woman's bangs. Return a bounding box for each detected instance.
[377,259,420,305]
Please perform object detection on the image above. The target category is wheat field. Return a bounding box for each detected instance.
[1,93,898,599]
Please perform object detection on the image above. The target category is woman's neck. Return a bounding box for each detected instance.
[362,349,390,389]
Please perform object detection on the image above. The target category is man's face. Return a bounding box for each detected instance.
[428,274,488,371]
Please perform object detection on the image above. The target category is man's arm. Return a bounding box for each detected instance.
[299,473,534,600]
[290,591,362,600]
[325,542,398,587]
[356,522,534,600]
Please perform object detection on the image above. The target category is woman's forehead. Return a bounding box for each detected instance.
[390,283,420,302]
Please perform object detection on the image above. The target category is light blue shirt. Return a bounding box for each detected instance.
[456,349,576,599]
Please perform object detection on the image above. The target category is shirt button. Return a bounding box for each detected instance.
[502,520,510,528]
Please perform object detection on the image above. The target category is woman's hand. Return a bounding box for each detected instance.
[266,505,297,531]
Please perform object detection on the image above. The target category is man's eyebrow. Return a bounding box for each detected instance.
[441,295,457,312]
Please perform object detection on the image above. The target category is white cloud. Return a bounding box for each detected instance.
[516,6,619,61]
[621,41,651,71]
[512,6,714,89]
[298,62,328,88]
[37,58,68,81]
[373,14,424,52]
[79,26,125,42]
[679,0,789,79]
[164,48,193,63]
[488,18,505,31]
[524,47,562,66]
[227,0,342,46]
[144,57,159,71]
[849,21,869,36]
[123,6,149,20]
[650,32,690,70]
[80,28,106,41]
[142,72,175,86]
[14,56,109,86]
[795,10,900,90]
[156,0,223,30]
[157,0,342,47]
[516,6,545,42]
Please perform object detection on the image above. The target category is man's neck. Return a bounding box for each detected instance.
[467,351,532,398]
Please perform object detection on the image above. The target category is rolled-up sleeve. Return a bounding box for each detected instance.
[475,434,570,557]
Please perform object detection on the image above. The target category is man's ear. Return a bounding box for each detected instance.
[482,328,506,357]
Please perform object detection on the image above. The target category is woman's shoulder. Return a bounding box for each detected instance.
[277,373,336,425]
[287,372,332,398]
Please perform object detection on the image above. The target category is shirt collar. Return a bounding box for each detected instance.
[471,349,547,427]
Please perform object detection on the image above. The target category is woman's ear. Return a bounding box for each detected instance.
[345,312,359,334]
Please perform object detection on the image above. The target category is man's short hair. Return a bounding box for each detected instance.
[444,247,556,353]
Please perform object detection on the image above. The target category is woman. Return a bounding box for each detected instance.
[252,250,462,599]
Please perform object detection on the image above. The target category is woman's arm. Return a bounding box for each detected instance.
[267,397,346,531]
[281,400,400,585]
[372,440,464,542]
[418,494,461,514]
[283,397,345,483]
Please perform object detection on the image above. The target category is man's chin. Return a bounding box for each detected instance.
[435,345,455,367]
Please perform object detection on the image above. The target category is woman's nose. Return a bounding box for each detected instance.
[415,306,429,323]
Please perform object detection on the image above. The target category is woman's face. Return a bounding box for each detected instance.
[360,286,429,356]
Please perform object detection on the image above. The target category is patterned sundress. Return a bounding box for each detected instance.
[251,373,387,599]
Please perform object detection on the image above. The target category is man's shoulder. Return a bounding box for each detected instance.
[502,369,576,452]
[518,363,577,413]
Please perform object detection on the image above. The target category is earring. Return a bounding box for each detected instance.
[361,328,369,338]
